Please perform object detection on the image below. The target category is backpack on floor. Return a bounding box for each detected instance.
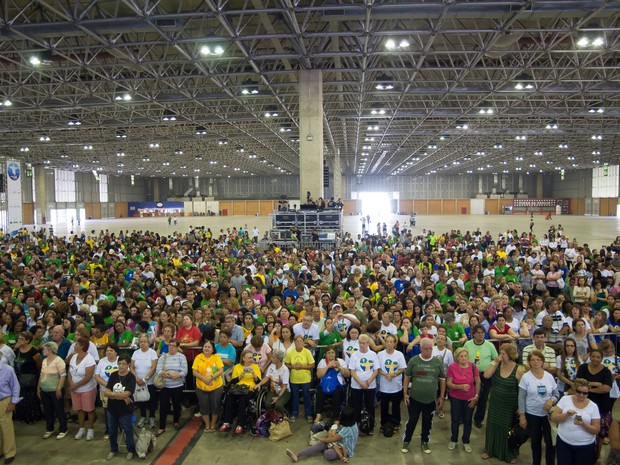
[135,428,156,458]
[359,409,372,435]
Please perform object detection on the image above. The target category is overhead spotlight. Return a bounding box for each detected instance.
[142,156,151,162]
[558,143,568,149]
[20,147,29,152]
[236,146,245,153]
[576,24,605,48]
[367,122,380,131]
[28,50,53,66]
[385,38,410,50]
[67,113,81,126]
[162,109,177,121]
[39,135,50,142]
[476,150,486,156]
[149,142,160,148]
[279,124,293,133]
[375,74,394,90]
[200,44,224,56]
[114,88,132,101]
[83,145,93,150]
[174,149,183,155]
[370,105,386,115]
[364,137,375,142]
[195,155,203,160]
[290,136,300,143]
[478,103,495,115]
[218,139,229,145]
[248,153,257,159]
[428,144,438,149]
[195,125,207,135]
[515,135,527,141]
[209,160,218,165]
[240,80,259,95]
[60,153,69,158]
[534,150,544,156]
[116,152,125,157]
[592,149,601,155]
[545,120,559,130]
[588,107,605,114]
[455,120,469,130]
[513,72,535,90]
[162,161,170,166]
[264,106,280,118]
[1,96,12,107]
[591,134,602,140]
[115,129,128,139]
[493,143,503,149]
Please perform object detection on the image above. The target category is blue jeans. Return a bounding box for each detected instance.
[290,382,312,417]
[450,397,473,444]
[107,411,135,454]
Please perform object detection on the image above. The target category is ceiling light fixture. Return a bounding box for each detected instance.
[20,147,29,152]
[545,120,559,130]
[591,134,602,140]
[240,80,259,95]
[455,120,469,130]
[576,24,606,48]
[83,145,93,150]
[195,125,207,135]
[493,143,503,149]
[375,74,394,91]
[39,135,50,142]
[28,50,53,66]
[385,38,410,50]
[162,109,177,121]
[218,139,229,145]
[200,44,224,56]
[149,142,160,148]
[67,113,81,126]
[114,88,132,102]
[515,135,527,141]
[115,129,128,139]
[264,106,280,118]
[558,143,568,149]
[513,72,535,90]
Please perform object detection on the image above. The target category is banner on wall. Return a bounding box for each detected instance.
[6,161,22,235]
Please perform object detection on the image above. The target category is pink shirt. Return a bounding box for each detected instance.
[446,361,479,400]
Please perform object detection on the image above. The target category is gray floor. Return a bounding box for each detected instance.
[13,399,619,465]
[49,212,620,249]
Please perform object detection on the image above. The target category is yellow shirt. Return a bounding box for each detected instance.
[192,353,224,392]
[284,348,315,384]
[92,333,109,347]
[231,363,261,390]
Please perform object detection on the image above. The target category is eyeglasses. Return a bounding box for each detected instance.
[576,390,589,396]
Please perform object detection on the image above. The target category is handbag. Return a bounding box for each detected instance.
[269,418,292,442]
[134,384,150,402]
[507,414,529,449]
[309,430,328,446]
[153,355,166,390]
[229,383,250,396]
[557,277,565,289]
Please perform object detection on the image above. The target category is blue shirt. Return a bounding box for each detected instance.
[337,424,359,458]
[0,364,22,404]
[215,343,237,372]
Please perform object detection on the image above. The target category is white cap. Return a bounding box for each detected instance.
[283,264,290,271]
[301,265,308,271]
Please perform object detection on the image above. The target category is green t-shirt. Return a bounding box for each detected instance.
[111,329,134,345]
[463,339,498,371]
[405,355,445,404]
[444,323,465,348]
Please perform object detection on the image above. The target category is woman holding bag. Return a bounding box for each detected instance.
[154,339,187,437]
[130,334,158,428]
[313,346,349,424]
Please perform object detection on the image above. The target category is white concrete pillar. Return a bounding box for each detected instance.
[332,149,343,200]
[299,69,324,201]
[33,165,47,224]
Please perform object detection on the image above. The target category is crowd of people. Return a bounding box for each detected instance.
[0,221,619,464]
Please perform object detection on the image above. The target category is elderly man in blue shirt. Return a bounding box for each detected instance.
[0,362,21,464]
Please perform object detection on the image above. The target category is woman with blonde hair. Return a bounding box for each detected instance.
[446,347,480,452]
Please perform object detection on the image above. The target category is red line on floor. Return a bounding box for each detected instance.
[152,417,202,465]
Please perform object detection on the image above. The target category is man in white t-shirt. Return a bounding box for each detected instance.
[292,315,319,349]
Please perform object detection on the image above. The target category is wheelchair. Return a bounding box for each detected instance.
[218,383,261,434]
[312,377,350,423]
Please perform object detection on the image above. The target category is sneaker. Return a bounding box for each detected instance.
[285,449,299,463]
[194,412,202,418]
[464,444,472,453]
[149,417,157,428]
[289,416,296,423]
[75,428,86,440]
[56,431,68,440]
[86,429,95,441]
[106,452,116,461]
[137,417,146,428]
[421,442,431,454]
[126,452,134,461]
[43,431,55,439]
[401,442,410,454]
[448,442,456,450]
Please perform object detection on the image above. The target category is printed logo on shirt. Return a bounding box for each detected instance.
[359,358,375,372]
[345,345,358,356]
[252,352,262,363]
[537,384,547,396]
[104,364,118,378]
[384,359,399,374]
